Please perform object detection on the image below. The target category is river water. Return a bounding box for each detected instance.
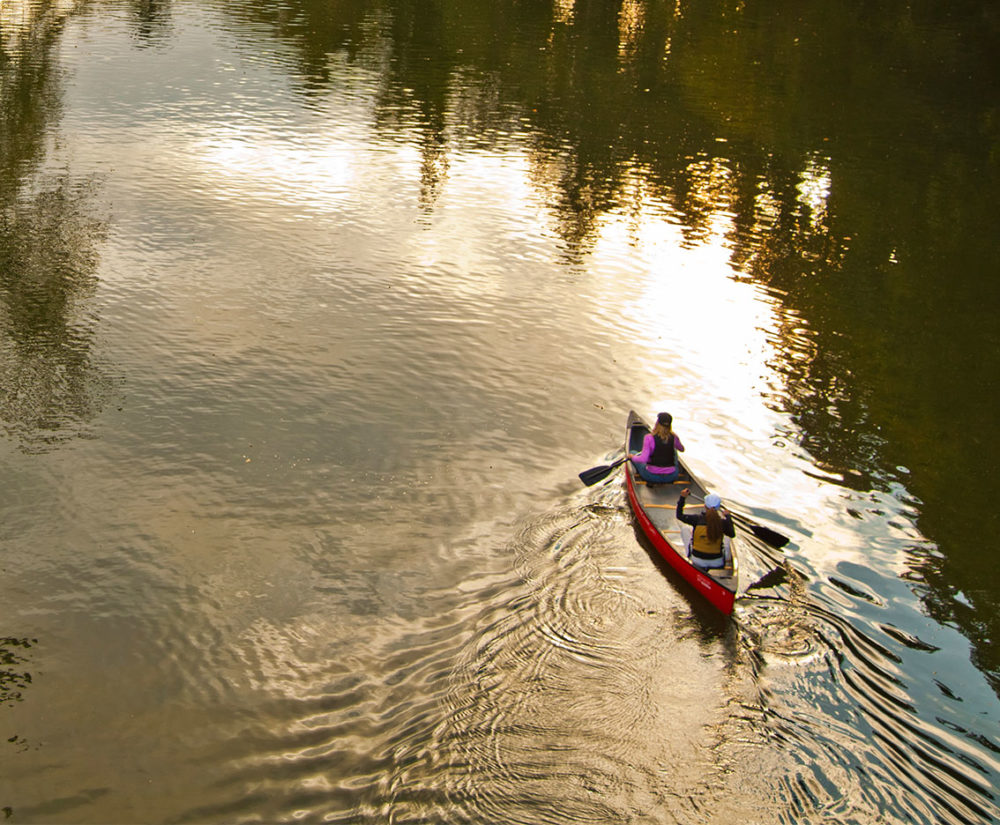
[2,0,998,822]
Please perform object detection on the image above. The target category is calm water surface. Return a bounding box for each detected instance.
[2,0,998,822]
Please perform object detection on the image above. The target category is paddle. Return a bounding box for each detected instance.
[578,456,628,486]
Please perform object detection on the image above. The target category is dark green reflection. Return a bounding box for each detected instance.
[211,0,1000,686]
[0,1,109,452]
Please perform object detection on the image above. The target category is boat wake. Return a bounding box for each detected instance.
[362,494,786,824]
[160,488,999,825]
[357,487,1000,824]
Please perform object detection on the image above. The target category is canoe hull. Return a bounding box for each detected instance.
[623,411,738,615]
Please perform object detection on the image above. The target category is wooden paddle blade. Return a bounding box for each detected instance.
[578,457,626,486]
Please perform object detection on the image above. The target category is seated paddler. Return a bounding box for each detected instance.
[627,412,685,483]
[676,488,735,569]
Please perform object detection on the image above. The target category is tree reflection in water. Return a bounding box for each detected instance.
[0,0,110,452]
[208,0,1000,684]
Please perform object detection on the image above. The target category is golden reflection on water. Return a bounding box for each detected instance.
[552,0,576,28]
[5,4,997,821]
[561,149,919,583]
[196,132,366,213]
[62,0,895,585]
[0,2,982,822]
[177,82,887,584]
[796,152,833,232]
[617,0,645,63]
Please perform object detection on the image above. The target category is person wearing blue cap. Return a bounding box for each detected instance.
[676,488,735,569]
[627,412,686,484]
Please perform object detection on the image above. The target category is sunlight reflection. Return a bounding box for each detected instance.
[178,116,895,575]
[617,0,645,63]
[582,160,905,573]
[195,131,363,211]
[683,155,736,235]
[797,152,832,231]
[603,207,776,418]
[407,150,549,297]
[553,0,576,27]
[753,177,782,234]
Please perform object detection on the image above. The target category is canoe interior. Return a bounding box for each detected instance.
[625,411,738,597]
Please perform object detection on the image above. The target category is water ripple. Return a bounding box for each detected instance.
[742,587,1000,825]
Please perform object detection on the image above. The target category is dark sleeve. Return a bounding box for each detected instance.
[675,496,699,526]
[722,514,735,538]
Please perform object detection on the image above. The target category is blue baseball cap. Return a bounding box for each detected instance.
[705,493,722,509]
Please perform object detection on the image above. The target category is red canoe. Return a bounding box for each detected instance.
[623,410,739,614]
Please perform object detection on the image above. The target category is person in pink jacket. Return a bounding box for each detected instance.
[628,412,685,484]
